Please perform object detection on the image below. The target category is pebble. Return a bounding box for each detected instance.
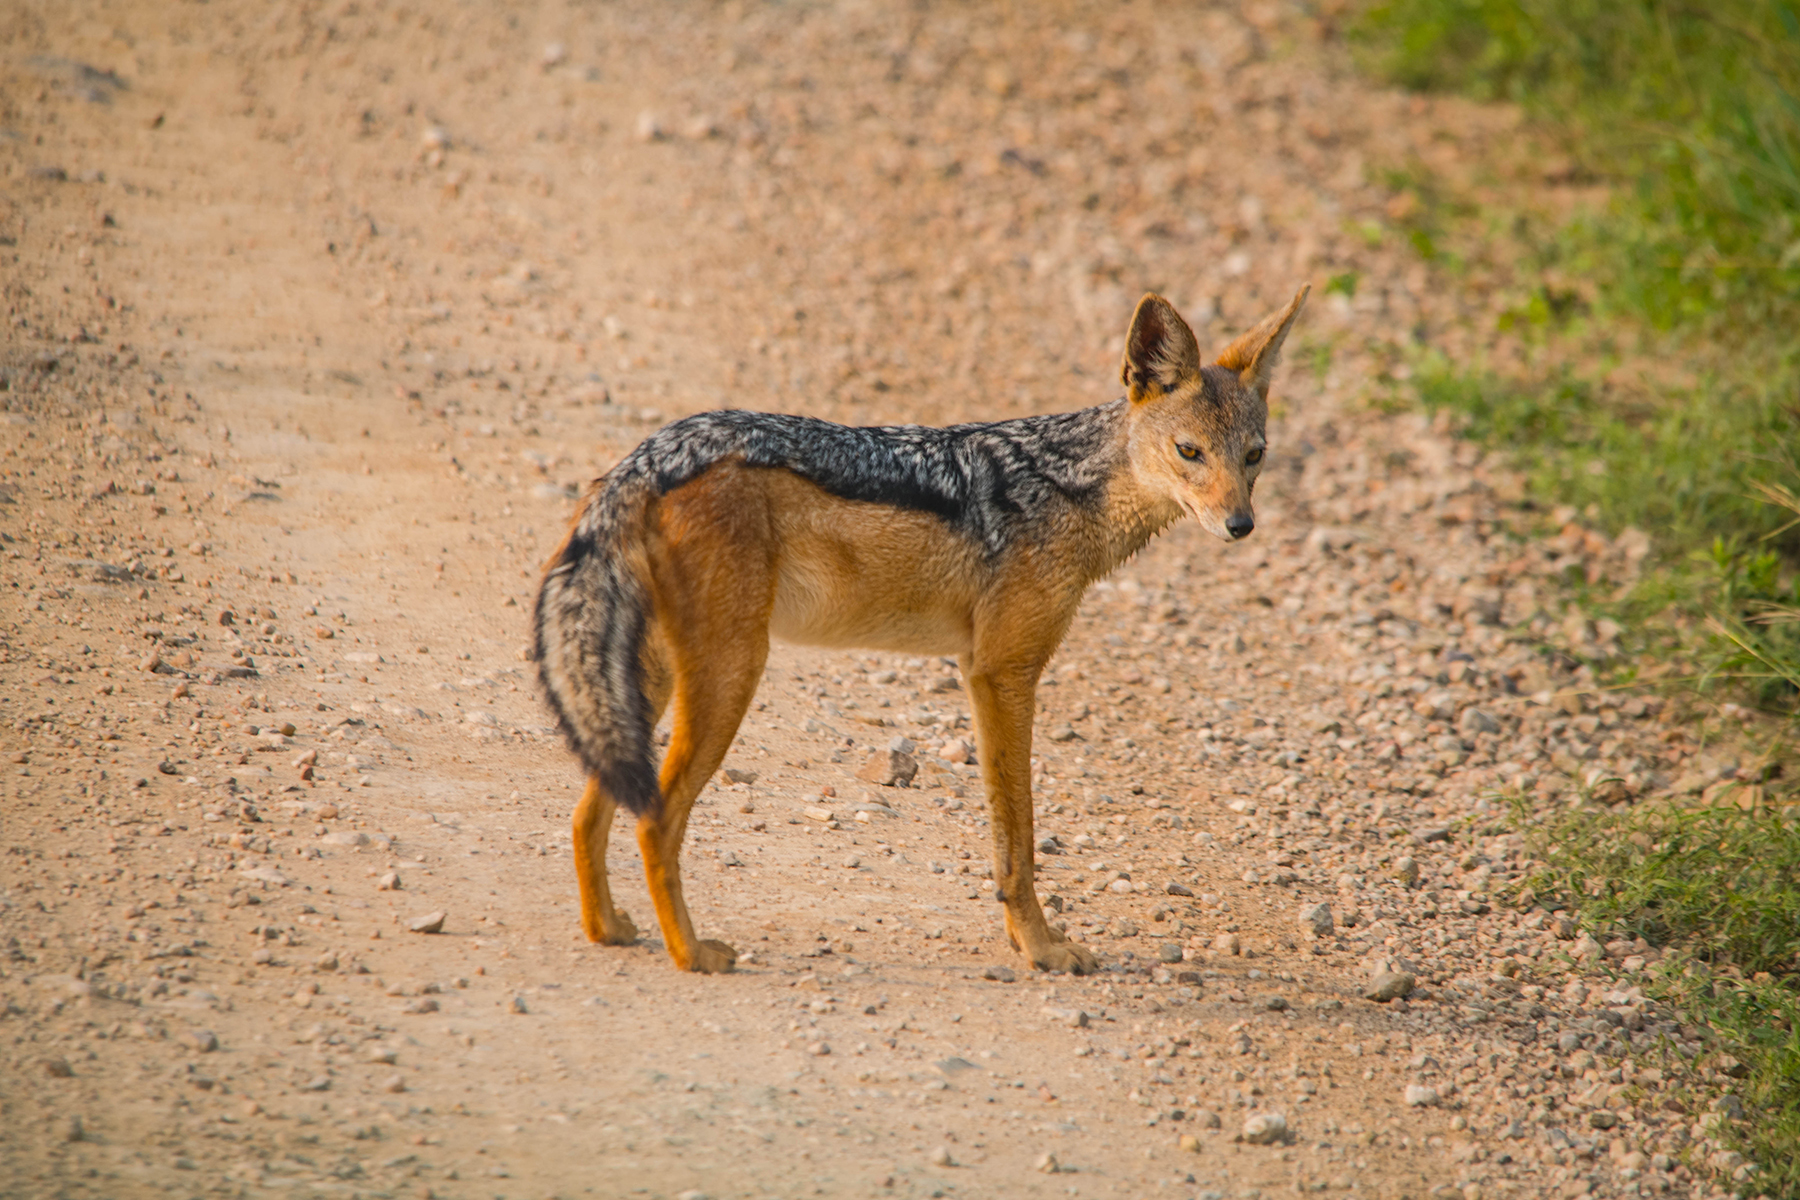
[1211,933,1240,955]
[1157,942,1184,963]
[982,965,1016,983]
[807,1040,831,1056]
[929,1146,954,1167]
[1404,1084,1440,1107]
[1242,1112,1287,1145]
[377,871,401,891]
[382,1074,406,1094]
[1192,1109,1223,1129]
[1365,971,1416,1002]
[1034,1151,1060,1173]
[183,1028,219,1053]
[855,746,917,787]
[1298,902,1333,938]
[407,911,446,934]
[509,995,529,1014]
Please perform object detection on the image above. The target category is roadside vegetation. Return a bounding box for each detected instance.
[1351,0,1800,1191]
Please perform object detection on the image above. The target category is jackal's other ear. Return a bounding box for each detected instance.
[1214,284,1310,400]
[1121,294,1202,404]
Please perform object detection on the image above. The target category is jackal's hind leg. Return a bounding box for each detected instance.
[573,775,638,945]
[636,490,774,973]
[637,637,766,972]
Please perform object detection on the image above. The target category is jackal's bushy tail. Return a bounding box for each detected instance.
[533,478,661,816]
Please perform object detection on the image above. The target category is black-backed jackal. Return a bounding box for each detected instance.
[534,287,1308,974]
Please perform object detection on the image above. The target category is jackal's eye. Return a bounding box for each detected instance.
[1245,447,1265,466]
[1176,442,1202,462]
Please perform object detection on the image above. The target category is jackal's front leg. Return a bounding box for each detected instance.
[963,660,1098,976]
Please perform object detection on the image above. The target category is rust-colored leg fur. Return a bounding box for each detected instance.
[632,474,775,972]
[572,626,672,947]
[963,575,1099,975]
[572,776,638,944]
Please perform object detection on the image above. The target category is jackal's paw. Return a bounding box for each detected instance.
[600,908,639,946]
[685,939,738,974]
[1030,940,1099,976]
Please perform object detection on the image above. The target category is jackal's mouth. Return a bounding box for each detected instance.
[1177,495,1240,541]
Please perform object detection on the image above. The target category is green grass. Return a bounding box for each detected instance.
[1353,0,1800,333]
[1352,1,1800,1189]
[1517,796,1800,1196]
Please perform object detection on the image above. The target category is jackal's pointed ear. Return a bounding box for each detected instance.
[1121,294,1202,404]
[1214,284,1310,401]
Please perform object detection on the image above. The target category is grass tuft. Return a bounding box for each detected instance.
[1518,794,1800,1195]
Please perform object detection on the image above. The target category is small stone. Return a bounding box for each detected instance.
[1404,1084,1440,1107]
[1458,707,1501,736]
[366,1044,398,1064]
[1178,1133,1200,1153]
[1034,1151,1060,1173]
[1047,723,1078,742]
[1299,902,1333,938]
[382,1073,406,1094]
[1390,857,1419,886]
[61,1115,83,1143]
[1242,1111,1288,1145]
[929,1146,954,1167]
[634,110,663,142]
[183,1029,219,1053]
[509,995,529,1014]
[42,1057,73,1078]
[982,965,1016,983]
[1166,882,1193,896]
[407,911,446,934]
[1415,827,1451,844]
[377,871,401,891]
[939,736,976,764]
[722,768,758,785]
[807,1040,831,1056]
[803,806,835,823]
[1212,933,1241,955]
[1365,971,1416,1002]
[403,997,438,1014]
[1588,1110,1619,1130]
[1158,943,1184,964]
[1193,1108,1223,1129]
[855,747,918,787]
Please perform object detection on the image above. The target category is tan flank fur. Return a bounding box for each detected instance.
[535,285,1309,974]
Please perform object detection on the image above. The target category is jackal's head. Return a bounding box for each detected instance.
[1120,285,1309,542]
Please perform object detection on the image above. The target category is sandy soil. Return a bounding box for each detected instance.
[0,4,1740,1199]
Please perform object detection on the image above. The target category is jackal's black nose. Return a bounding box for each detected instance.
[1225,514,1255,540]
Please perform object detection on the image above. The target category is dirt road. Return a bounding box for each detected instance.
[1,4,1731,1199]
